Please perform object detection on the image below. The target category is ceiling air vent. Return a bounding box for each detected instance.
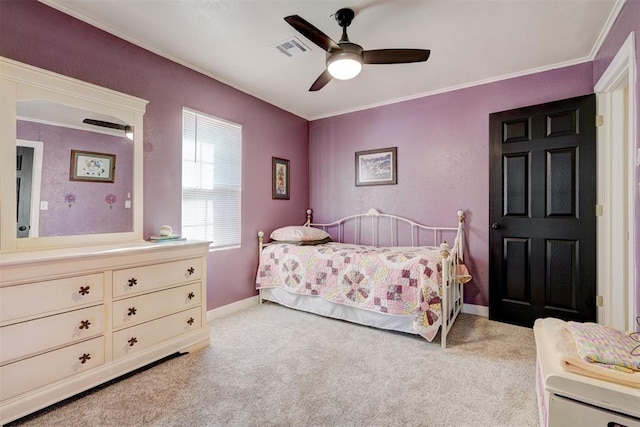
[274,36,310,57]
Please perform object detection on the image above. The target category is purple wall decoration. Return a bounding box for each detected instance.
[105,193,117,209]
[64,193,76,208]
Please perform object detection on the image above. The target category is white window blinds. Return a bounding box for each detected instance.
[182,108,241,249]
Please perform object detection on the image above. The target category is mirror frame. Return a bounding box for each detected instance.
[0,57,148,252]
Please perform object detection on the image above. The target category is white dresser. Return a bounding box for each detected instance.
[0,241,210,424]
[534,320,640,427]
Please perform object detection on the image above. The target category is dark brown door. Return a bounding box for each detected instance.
[16,146,34,238]
[489,94,596,327]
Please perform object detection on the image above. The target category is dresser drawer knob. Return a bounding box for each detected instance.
[79,353,91,364]
[128,337,138,347]
[187,292,195,300]
[128,277,138,287]
[79,286,90,295]
[127,307,137,316]
[79,320,91,330]
[187,317,195,326]
[187,267,195,275]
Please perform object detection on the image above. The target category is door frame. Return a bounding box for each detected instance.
[594,32,637,331]
[16,139,43,238]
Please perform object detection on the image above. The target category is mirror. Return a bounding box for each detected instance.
[0,57,148,252]
[17,100,134,238]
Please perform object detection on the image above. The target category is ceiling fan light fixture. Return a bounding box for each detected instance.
[124,125,134,140]
[285,9,429,91]
[327,52,362,80]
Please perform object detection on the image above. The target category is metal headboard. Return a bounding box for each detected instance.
[304,208,464,259]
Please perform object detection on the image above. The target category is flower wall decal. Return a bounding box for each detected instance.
[105,193,117,209]
[63,192,76,208]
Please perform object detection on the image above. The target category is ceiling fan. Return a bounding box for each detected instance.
[83,118,133,140]
[284,8,430,91]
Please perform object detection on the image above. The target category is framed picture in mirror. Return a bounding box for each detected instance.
[70,150,116,183]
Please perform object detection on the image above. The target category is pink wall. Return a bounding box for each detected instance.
[18,121,133,236]
[592,0,640,322]
[309,63,595,307]
[1,0,309,309]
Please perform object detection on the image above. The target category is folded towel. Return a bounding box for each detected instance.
[566,321,640,373]
[536,318,640,389]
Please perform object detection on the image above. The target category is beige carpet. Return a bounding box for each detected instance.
[9,303,538,426]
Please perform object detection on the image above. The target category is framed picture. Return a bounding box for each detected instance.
[272,157,290,200]
[70,150,116,183]
[355,147,397,186]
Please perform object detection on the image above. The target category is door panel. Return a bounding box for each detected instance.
[504,154,529,216]
[545,239,578,311]
[503,238,530,302]
[546,148,576,217]
[489,94,596,327]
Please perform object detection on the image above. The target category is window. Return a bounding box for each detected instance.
[182,108,241,249]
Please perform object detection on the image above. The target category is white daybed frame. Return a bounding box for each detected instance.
[257,209,467,348]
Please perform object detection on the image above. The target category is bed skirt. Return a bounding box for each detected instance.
[260,287,417,335]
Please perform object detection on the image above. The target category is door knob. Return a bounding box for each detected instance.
[18,226,27,231]
[491,223,501,230]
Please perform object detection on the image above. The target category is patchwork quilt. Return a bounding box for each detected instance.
[256,242,448,341]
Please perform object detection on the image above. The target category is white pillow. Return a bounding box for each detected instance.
[270,226,330,242]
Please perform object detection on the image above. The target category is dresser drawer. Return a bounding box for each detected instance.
[113,258,202,297]
[0,336,104,401]
[1,305,104,364]
[113,307,201,360]
[113,282,202,329]
[549,394,640,427]
[0,274,104,323]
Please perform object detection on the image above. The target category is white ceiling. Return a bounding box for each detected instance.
[40,0,622,120]
[18,100,127,137]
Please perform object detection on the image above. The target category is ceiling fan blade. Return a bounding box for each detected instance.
[309,69,333,92]
[284,15,339,52]
[82,118,126,130]
[363,49,431,64]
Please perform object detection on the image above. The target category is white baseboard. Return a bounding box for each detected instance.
[207,296,260,322]
[462,303,489,317]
